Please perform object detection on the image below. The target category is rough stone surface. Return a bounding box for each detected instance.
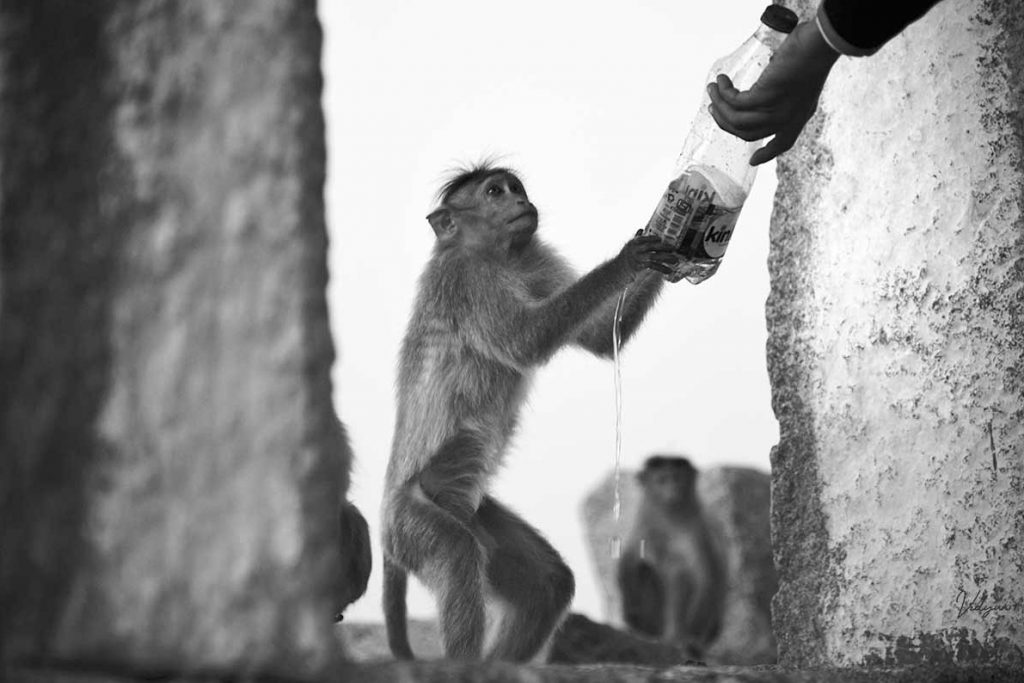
[8,662,1024,683]
[0,0,351,676]
[582,464,777,665]
[768,0,1024,669]
[343,619,445,662]
[549,613,702,667]
[343,614,700,667]
[697,469,777,666]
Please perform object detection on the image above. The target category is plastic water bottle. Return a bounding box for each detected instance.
[644,4,798,284]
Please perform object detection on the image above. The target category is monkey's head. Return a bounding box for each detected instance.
[637,455,697,508]
[427,164,538,253]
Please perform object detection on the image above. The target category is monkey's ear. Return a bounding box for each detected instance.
[427,208,457,240]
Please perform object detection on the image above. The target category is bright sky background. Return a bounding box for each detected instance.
[320,0,786,623]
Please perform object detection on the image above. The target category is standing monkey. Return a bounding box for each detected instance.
[617,455,725,651]
[381,162,677,661]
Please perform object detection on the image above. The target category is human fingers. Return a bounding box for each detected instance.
[710,74,776,110]
[749,129,799,166]
[707,98,778,142]
[707,84,776,132]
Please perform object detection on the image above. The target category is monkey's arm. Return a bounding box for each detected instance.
[458,235,674,368]
[573,271,663,358]
[460,251,637,368]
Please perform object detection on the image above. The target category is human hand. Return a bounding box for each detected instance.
[707,20,839,166]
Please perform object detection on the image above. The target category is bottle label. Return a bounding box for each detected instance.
[645,168,742,260]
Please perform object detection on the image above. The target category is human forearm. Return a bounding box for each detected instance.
[817,0,945,57]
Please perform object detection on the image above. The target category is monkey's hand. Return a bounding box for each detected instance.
[619,232,679,276]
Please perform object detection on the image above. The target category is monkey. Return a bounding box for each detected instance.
[334,500,371,622]
[380,162,679,661]
[333,421,372,623]
[617,455,725,652]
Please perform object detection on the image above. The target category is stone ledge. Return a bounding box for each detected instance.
[6,662,1021,683]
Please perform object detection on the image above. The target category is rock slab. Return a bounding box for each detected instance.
[767,0,1024,669]
[0,0,351,676]
[343,614,700,668]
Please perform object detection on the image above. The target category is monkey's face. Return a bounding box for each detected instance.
[639,458,696,507]
[464,172,538,249]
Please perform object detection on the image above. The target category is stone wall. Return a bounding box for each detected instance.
[0,1,353,676]
[768,0,1024,668]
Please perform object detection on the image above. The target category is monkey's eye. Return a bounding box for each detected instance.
[485,185,503,197]
[509,181,525,196]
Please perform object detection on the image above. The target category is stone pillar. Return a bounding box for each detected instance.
[768,0,1024,669]
[0,0,349,676]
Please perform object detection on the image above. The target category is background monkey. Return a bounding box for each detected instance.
[334,500,371,622]
[334,422,372,622]
[381,162,677,661]
[617,455,725,652]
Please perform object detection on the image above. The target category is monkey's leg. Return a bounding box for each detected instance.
[475,496,575,662]
[617,552,665,637]
[683,569,724,648]
[663,570,696,644]
[389,492,488,660]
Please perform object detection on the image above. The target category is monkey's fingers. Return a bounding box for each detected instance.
[638,245,678,262]
[630,234,663,246]
[645,257,681,273]
[636,250,679,272]
[647,262,675,275]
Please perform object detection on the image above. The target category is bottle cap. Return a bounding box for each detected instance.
[761,4,798,33]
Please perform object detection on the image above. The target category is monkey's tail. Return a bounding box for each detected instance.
[383,556,415,660]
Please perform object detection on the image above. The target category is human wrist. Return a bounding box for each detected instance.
[795,19,840,70]
[815,1,876,57]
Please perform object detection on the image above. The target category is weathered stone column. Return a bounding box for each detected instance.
[768,0,1024,669]
[0,0,350,676]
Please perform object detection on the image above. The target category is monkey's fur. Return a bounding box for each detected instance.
[335,501,371,621]
[334,422,372,622]
[381,163,677,661]
[617,456,725,652]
